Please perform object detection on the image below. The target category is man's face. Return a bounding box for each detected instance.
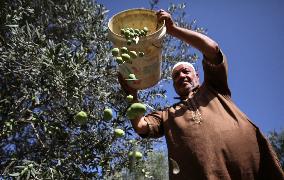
[172,64,200,97]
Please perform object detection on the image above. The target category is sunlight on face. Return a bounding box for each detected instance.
[172,64,200,97]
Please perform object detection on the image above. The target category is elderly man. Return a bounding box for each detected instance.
[119,10,284,180]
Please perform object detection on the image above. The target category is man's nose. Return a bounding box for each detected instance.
[179,72,187,78]
[175,72,186,82]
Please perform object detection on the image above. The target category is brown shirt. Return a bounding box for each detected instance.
[141,52,284,180]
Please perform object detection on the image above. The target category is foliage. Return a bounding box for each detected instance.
[268,129,284,169]
[105,150,168,180]
[140,151,169,180]
[0,0,204,179]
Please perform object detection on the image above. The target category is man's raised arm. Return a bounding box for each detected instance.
[157,9,221,64]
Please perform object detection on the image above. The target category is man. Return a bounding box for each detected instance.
[119,10,284,180]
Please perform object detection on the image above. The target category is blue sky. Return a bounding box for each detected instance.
[99,0,284,134]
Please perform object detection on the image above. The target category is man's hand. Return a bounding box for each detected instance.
[117,73,138,101]
[156,9,176,35]
[118,73,148,135]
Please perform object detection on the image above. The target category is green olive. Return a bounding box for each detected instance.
[120,28,125,35]
[120,47,128,53]
[111,48,119,57]
[129,51,137,58]
[116,57,124,64]
[103,108,113,120]
[128,73,136,80]
[134,29,140,34]
[121,53,131,62]
[143,27,149,33]
[126,103,146,119]
[124,30,131,37]
[127,39,132,46]
[74,111,88,125]
[114,128,125,137]
[126,94,134,102]
[138,52,145,57]
[128,151,143,160]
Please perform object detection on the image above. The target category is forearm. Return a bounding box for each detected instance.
[169,26,221,64]
[157,9,221,63]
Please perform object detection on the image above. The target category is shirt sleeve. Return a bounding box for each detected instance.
[202,49,231,96]
[138,110,165,138]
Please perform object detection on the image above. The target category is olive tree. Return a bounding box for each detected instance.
[105,150,168,180]
[0,0,205,179]
[268,129,284,169]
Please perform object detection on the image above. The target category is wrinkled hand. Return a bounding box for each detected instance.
[156,9,176,35]
[117,73,138,100]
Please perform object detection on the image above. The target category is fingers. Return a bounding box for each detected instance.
[117,73,137,95]
[117,73,128,89]
[156,9,165,14]
[117,73,123,83]
[156,9,168,17]
[156,9,166,19]
[156,9,171,23]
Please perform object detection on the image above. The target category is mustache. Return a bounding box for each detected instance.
[178,77,192,85]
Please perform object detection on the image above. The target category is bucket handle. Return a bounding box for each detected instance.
[152,22,165,49]
[152,42,162,49]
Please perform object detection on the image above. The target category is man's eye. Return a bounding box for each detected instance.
[183,70,191,74]
[173,73,178,79]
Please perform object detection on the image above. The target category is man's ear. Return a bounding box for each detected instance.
[195,72,199,78]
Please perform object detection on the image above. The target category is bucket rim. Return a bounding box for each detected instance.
[107,8,165,38]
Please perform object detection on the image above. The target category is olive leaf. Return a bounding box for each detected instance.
[9,172,20,177]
